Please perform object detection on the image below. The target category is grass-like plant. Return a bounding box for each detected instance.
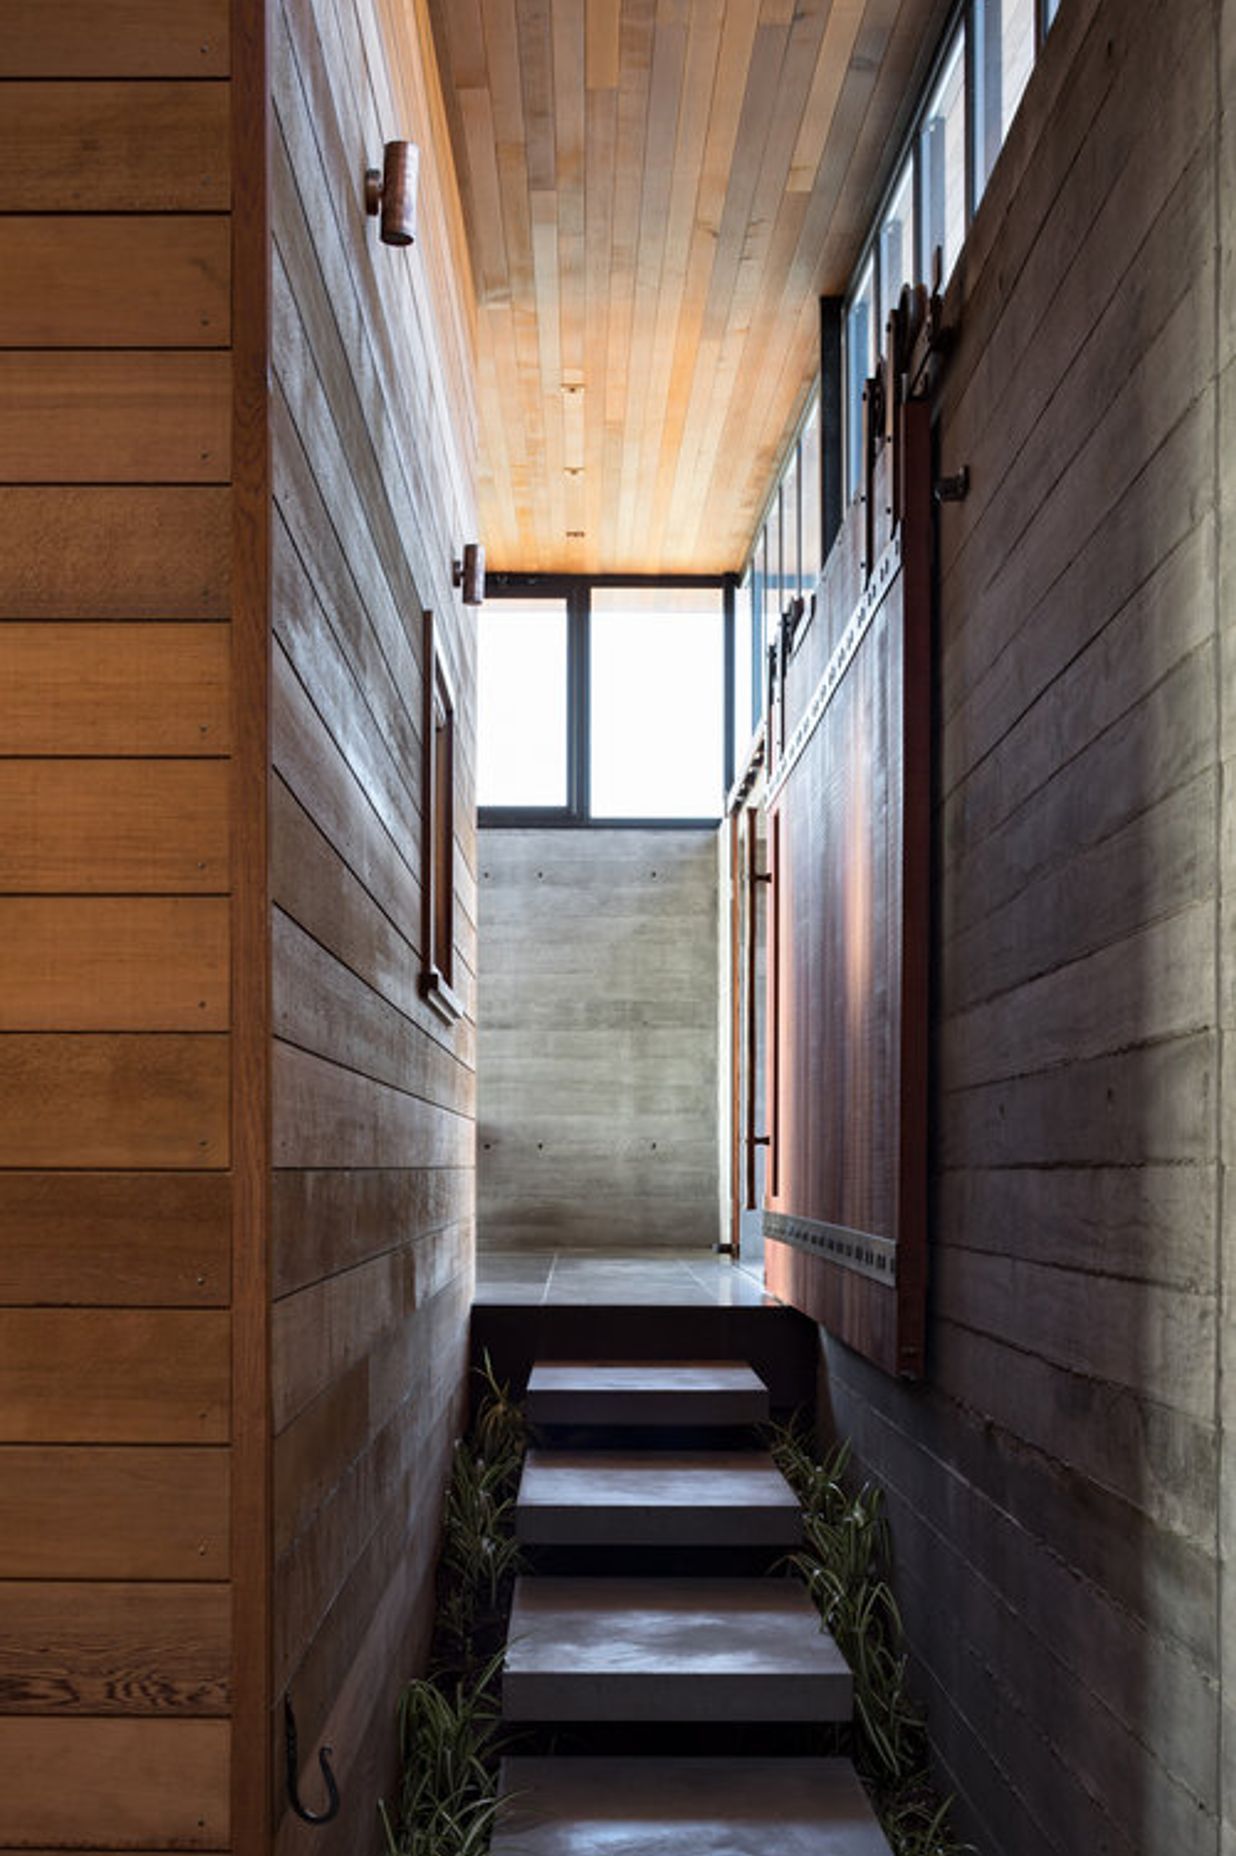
[380,1359,527,1856]
[433,1353,529,1680]
[379,1652,505,1856]
[471,1352,529,1483]
[435,1442,525,1673]
[769,1421,975,1856]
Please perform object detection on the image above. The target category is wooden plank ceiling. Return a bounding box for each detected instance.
[426,0,949,575]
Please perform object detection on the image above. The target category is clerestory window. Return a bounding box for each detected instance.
[477,578,733,827]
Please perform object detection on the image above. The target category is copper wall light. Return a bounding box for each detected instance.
[452,543,486,606]
[365,141,418,246]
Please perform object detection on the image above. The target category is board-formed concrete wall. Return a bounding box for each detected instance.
[477,829,720,1251]
[268,1,478,1848]
[821,0,1236,1850]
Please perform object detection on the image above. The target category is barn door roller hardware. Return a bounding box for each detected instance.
[365,140,418,246]
[284,1695,341,1825]
[933,466,970,503]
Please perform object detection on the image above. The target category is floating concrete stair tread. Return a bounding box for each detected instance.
[490,1756,893,1855]
[526,1359,769,1426]
[503,1575,851,1721]
[515,1449,801,1546]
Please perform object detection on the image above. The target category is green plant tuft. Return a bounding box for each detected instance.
[379,1651,505,1856]
[380,1361,528,1856]
[472,1350,529,1479]
[768,1418,975,1856]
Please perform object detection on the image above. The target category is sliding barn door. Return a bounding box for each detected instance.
[764,398,931,1377]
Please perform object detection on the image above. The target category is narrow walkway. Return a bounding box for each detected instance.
[474,1248,771,1307]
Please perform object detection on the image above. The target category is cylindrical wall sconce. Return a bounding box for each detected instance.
[452,543,486,606]
[365,141,418,247]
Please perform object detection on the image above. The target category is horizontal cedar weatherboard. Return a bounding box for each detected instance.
[0,1171,230,1306]
[0,83,230,212]
[0,0,230,77]
[0,1582,230,1715]
[0,487,231,619]
[0,352,231,484]
[0,1718,229,1847]
[0,897,229,1031]
[0,1309,230,1443]
[0,1035,229,1168]
[0,1447,229,1579]
[0,761,230,892]
[0,625,230,755]
[0,217,230,347]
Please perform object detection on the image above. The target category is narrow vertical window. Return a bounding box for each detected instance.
[420,611,463,1023]
[845,257,875,502]
[764,486,783,653]
[589,587,724,819]
[879,157,917,331]
[477,597,569,809]
[919,27,966,285]
[735,565,755,744]
[800,391,822,596]
[782,446,801,603]
[753,527,768,715]
[973,0,1035,203]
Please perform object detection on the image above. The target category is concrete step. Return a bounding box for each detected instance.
[502,1575,851,1722]
[515,1449,802,1548]
[472,1300,817,1414]
[525,1360,770,1428]
[490,1756,893,1855]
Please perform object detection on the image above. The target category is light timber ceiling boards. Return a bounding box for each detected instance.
[427,0,949,574]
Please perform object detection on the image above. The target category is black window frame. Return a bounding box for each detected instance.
[736,0,1062,729]
[838,0,1064,513]
[478,572,737,831]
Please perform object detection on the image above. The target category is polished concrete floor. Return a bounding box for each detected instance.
[474,1248,773,1307]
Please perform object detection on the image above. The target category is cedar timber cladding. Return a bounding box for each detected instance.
[0,0,478,1850]
[427,0,954,575]
[0,0,235,1849]
[269,0,477,1852]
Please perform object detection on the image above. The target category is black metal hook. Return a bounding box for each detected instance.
[284,1695,341,1826]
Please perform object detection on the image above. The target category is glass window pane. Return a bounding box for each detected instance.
[800,391,822,590]
[735,567,754,745]
[477,598,568,807]
[753,528,768,718]
[782,447,801,600]
[920,27,966,286]
[590,587,725,819]
[974,0,1035,201]
[764,489,782,648]
[846,256,875,502]
[879,156,917,331]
